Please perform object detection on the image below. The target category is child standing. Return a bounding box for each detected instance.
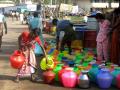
[95,13,110,61]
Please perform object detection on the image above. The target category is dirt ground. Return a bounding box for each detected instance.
[0,18,118,90]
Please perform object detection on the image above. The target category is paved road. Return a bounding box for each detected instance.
[0,18,118,90]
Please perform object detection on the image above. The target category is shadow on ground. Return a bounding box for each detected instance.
[50,82,117,90]
[0,75,15,81]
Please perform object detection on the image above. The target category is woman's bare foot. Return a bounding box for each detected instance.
[14,77,20,83]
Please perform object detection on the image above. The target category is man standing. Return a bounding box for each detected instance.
[28,12,45,82]
[0,12,7,51]
[11,11,15,21]
[20,12,24,24]
[29,12,43,32]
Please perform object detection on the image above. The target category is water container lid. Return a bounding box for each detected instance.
[89,60,96,65]
[92,64,98,68]
[62,57,67,60]
[81,70,89,74]
[115,67,120,70]
[62,65,69,69]
[101,68,110,72]
[65,67,73,71]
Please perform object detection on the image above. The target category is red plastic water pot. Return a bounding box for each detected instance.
[117,74,120,88]
[43,69,55,84]
[10,50,25,69]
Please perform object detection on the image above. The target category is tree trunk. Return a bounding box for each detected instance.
[119,0,120,8]
[56,0,63,18]
[108,0,112,8]
[40,0,46,20]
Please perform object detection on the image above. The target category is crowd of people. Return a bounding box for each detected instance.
[9,10,33,25]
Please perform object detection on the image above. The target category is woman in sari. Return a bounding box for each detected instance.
[15,28,44,82]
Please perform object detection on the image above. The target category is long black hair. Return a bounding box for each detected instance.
[33,12,39,17]
[30,28,40,38]
[95,13,105,19]
[52,18,58,26]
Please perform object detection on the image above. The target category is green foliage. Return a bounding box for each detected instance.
[44,0,50,4]
[10,0,19,4]
[70,16,84,23]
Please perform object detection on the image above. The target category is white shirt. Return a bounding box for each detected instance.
[20,14,24,21]
[0,13,4,23]
[84,16,88,23]
[59,31,65,41]
[16,12,19,16]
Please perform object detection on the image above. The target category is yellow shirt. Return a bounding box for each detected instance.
[51,26,56,32]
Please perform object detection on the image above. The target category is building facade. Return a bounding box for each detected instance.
[0,1,14,8]
[72,0,119,12]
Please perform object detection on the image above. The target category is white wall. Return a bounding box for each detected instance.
[92,2,119,8]
[73,0,120,12]
[111,3,119,8]
[0,4,14,8]
[92,3,108,8]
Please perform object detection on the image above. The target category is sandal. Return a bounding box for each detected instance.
[31,73,43,82]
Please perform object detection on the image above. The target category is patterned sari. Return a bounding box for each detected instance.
[17,49,36,77]
[17,33,37,78]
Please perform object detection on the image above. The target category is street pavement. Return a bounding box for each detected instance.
[0,18,118,90]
